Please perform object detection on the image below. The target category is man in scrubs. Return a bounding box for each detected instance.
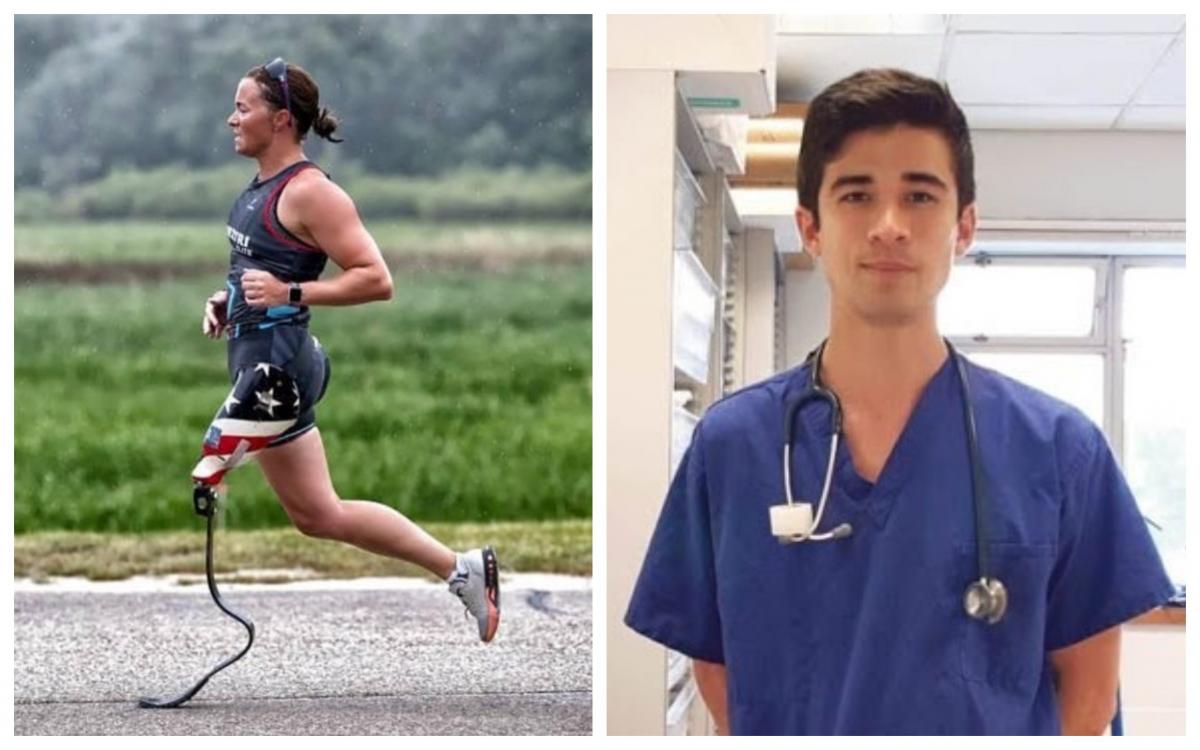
[624,68,1175,735]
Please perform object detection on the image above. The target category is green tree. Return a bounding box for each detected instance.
[15,14,592,190]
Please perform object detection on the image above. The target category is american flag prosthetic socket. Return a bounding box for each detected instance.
[192,362,301,486]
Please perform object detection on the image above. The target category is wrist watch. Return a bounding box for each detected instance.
[289,282,303,304]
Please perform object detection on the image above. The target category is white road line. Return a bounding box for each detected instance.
[15,572,592,594]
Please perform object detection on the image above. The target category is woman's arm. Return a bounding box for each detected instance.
[241,174,393,308]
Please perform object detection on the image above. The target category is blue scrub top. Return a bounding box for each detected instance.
[625,355,1175,735]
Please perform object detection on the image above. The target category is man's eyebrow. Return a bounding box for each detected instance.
[902,172,949,190]
[828,172,950,192]
[828,174,873,192]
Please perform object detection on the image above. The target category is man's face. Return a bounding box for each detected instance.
[796,124,976,327]
[227,78,290,157]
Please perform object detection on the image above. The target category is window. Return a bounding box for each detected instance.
[942,253,1185,584]
[940,263,1099,339]
[1121,265,1186,582]
[969,352,1104,427]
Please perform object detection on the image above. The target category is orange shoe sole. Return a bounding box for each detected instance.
[482,546,500,642]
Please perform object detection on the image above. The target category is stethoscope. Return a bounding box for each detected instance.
[769,338,1008,625]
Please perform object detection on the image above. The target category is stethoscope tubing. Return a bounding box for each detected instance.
[784,339,995,588]
[783,383,843,541]
[954,345,992,590]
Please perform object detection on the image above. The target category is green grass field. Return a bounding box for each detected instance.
[15,222,591,535]
[15,219,591,265]
[16,520,592,580]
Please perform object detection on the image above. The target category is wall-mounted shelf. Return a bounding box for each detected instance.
[674,150,708,251]
[676,87,716,175]
[728,187,803,255]
[723,186,743,236]
[679,69,775,116]
[672,252,718,385]
[671,405,699,478]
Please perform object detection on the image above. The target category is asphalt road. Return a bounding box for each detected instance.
[14,575,592,735]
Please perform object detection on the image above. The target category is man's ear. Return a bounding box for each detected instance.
[954,202,978,258]
[796,205,820,258]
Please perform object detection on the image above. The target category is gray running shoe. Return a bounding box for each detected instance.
[448,547,500,642]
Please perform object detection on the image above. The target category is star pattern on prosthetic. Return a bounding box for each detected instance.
[255,386,283,417]
[222,391,241,415]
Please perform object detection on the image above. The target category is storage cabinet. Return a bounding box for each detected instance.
[608,14,776,736]
[665,94,747,737]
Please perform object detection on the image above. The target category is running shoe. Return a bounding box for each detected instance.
[448,546,500,642]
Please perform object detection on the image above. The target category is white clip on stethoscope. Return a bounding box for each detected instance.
[769,338,1008,625]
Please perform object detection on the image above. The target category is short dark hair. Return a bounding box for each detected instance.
[796,68,974,228]
[246,61,343,144]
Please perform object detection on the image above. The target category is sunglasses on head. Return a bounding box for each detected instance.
[264,57,292,119]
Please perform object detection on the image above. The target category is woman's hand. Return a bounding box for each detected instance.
[203,289,229,339]
[241,269,289,308]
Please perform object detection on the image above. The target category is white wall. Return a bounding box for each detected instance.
[784,263,831,368]
[972,131,1185,222]
[1119,625,1185,735]
[607,68,677,736]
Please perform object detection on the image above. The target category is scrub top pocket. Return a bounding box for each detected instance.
[957,542,1055,690]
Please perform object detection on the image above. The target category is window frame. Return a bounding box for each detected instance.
[947,251,1185,583]
[942,255,1110,348]
[948,254,1114,440]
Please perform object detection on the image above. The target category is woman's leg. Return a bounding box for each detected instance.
[255,427,457,580]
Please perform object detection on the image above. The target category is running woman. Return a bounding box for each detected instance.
[195,58,499,642]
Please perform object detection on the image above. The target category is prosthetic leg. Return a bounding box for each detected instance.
[138,483,256,709]
[138,362,300,709]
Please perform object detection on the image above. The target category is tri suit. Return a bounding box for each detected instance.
[191,160,333,486]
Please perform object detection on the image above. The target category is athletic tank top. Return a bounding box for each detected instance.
[224,160,329,337]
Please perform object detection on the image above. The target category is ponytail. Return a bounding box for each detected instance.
[312,107,343,143]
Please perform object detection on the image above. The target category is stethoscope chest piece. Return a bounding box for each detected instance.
[963,577,1008,625]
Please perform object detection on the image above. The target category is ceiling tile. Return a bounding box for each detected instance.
[1135,37,1185,105]
[775,34,944,102]
[962,105,1121,130]
[946,33,1173,105]
[949,15,1184,34]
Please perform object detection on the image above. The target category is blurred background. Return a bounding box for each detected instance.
[14,15,592,578]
